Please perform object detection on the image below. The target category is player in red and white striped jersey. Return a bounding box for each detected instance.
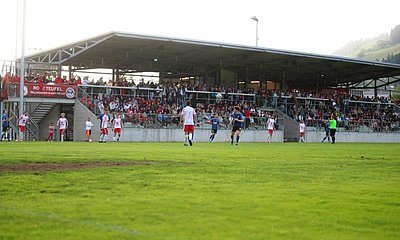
[299,121,306,143]
[18,112,29,141]
[112,113,123,142]
[180,100,197,146]
[99,108,110,143]
[266,115,275,143]
[57,113,69,142]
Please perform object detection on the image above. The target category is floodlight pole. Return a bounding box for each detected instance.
[15,0,19,73]
[19,0,26,117]
[251,16,259,47]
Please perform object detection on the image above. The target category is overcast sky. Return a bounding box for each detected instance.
[0,0,399,60]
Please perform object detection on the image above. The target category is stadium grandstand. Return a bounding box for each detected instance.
[1,31,400,142]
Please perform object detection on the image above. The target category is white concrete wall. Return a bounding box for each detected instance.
[73,100,101,141]
[108,128,285,143]
[305,131,400,143]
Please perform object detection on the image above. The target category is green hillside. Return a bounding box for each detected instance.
[333,24,400,63]
[347,42,400,61]
[361,43,400,61]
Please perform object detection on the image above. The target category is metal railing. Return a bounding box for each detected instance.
[263,95,397,108]
[1,60,17,77]
[305,118,400,133]
[77,85,256,106]
[9,107,40,140]
[261,95,400,132]
[77,84,164,101]
[185,90,256,104]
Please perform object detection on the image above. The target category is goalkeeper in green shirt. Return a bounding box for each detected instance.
[329,115,337,144]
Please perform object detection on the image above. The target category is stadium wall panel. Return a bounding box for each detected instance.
[118,128,284,143]
[74,100,101,141]
[305,131,400,143]
[73,100,284,142]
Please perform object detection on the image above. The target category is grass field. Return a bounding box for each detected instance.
[0,142,399,239]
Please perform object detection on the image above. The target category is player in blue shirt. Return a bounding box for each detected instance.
[321,120,331,143]
[1,110,13,141]
[230,106,245,145]
[207,113,224,143]
[98,112,105,130]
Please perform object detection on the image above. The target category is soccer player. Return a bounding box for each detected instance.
[266,115,276,143]
[99,108,110,143]
[299,120,306,143]
[85,117,94,142]
[329,115,337,144]
[180,100,197,146]
[112,113,123,142]
[321,120,331,143]
[57,113,69,142]
[230,106,244,145]
[18,111,29,141]
[98,112,104,131]
[1,110,13,141]
[47,122,55,141]
[207,113,224,143]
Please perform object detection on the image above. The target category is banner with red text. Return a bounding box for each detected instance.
[23,84,77,99]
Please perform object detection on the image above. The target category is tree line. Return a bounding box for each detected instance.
[390,24,400,44]
[333,24,400,59]
[382,24,400,63]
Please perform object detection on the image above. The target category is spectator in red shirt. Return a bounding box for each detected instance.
[69,77,76,85]
[244,106,251,129]
[75,77,82,86]
[37,77,43,85]
[54,75,63,85]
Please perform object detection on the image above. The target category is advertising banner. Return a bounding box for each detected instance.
[23,84,77,99]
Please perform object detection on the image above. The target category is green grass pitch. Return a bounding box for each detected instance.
[0,142,399,239]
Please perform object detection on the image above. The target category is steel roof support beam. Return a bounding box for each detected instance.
[24,33,115,65]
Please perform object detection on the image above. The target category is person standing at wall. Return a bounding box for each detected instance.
[329,115,337,144]
[180,100,197,146]
[1,110,13,141]
[57,113,69,142]
[321,120,331,143]
[99,108,110,143]
[18,112,30,141]
[85,117,94,142]
[299,120,306,143]
[230,106,244,145]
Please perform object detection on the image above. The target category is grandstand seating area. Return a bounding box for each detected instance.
[263,91,399,132]
[78,84,267,130]
[1,73,399,132]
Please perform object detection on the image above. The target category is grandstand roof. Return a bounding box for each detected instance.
[24,31,400,88]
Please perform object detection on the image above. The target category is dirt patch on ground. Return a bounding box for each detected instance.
[0,161,154,173]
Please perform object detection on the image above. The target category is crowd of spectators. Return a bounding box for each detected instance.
[1,72,256,96]
[81,92,267,129]
[80,84,399,133]
[85,77,256,94]
[262,90,399,132]
[1,72,84,86]
[1,72,399,132]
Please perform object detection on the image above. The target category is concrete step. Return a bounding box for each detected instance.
[30,103,56,125]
